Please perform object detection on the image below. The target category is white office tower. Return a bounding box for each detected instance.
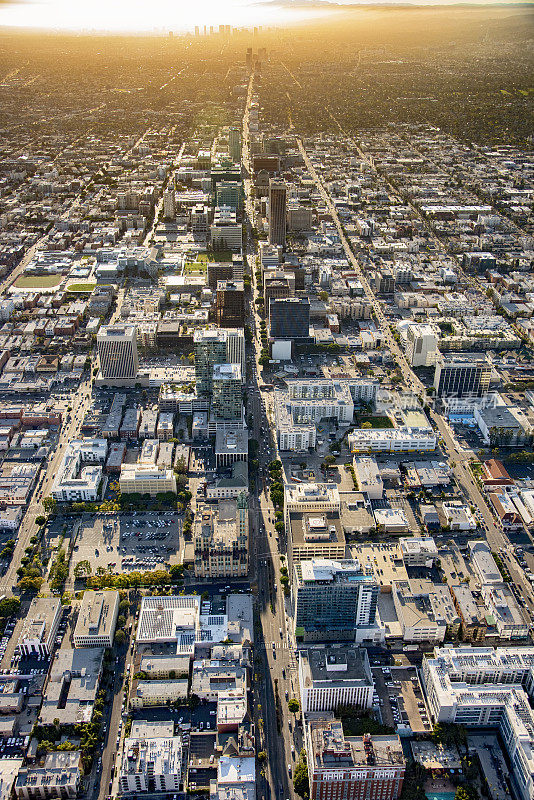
[224,328,246,381]
[406,323,438,368]
[97,324,139,379]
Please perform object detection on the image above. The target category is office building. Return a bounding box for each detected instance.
[434,354,491,397]
[51,439,107,502]
[299,648,374,713]
[287,204,313,231]
[210,206,242,251]
[228,128,241,162]
[16,597,62,658]
[216,280,245,328]
[393,580,456,643]
[352,457,383,499]
[194,328,227,395]
[348,428,437,454]
[40,648,104,726]
[97,324,139,379]
[119,722,182,795]
[405,323,439,368]
[163,190,175,220]
[305,718,405,800]
[216,181,241,210]
[268,179,287,248]
[212,363,242,420]
[74,590,120,648]
[119,464,177,496]
[224,327,245,379]
[194,495,249,578]
[269,297,310,340]
[293,559,378,642]
[422,646,534,800]
[215,428,248,468]
[263,270,294,313]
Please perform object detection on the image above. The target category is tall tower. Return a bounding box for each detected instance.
[268,179,287,248]
[228,128,242,163]
[97,325,139,379]
[193,328,227,396]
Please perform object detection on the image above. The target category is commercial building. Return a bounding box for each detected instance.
[434,354,491,397]
[305,718,405,800]
[16,597,62,658]
[268,179,287,248]
[405,323,438,368]
[97,324,139,379]
[392,580,457,643]
[74,590,119,648]
[228,128,241,162]
[422,646,534,800]
[216,280,245,328]
[14,752,82,800]
[40,648,104,726]
[136,595,200,650]
[194,495,249,578]
[130,680,188,708]
[293,559,378,643]
[348,428,436,454]
[210,206,242,251]
[212,363,242,420]
[353,457,383,499]
[269,297,310,341]
[214,428,248,468]
[119,721,182,794]
[194,328,228,396]
[299,647,373,713]
[119,464,176,496]
[399,538,438,567]
[217,757,255,800]
[449,585,487,642]
[50,439,107,502]
[216,181,242,210]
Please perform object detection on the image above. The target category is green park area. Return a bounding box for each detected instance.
[66,282,97,293]
[14,274,64,289]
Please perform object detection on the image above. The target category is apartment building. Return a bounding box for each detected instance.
[305,718,405,800]
[119,464,176,496]
[194,495,249,578]
[119,722,182,794]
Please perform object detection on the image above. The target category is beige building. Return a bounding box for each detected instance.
[74,590,120,648]
[119,464,176,496]
[194,494,248,578]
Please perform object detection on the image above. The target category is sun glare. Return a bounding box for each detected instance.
[0,0,330,33]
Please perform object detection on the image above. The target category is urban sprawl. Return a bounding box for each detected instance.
[0,34,533,800]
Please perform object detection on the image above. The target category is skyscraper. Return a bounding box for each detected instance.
[212,363,242,420]
[193,328,227,396]
[216,280,245,328]
[224,328,246,381]
[293,559,378,642]
[268,179,287,248]
[228,128,242,163]
[97,325,138,379]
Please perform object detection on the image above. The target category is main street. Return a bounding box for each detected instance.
[243,74,300,800]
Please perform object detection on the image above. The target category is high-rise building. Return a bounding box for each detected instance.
[216,181,242,210]
[212,363,242,420]
[406,323,438,368]
[228,128,242,163]
[434,354,491,397]
[268,179,287,248]
[305,718,405,800]
[194,494,248,578]
[194,329,227,396]
[216,280,245,328]
[163,190,175,220]
[224,328,245,380]
[293,559,379,642]
[97,324,139,379]
[269,297,310,340]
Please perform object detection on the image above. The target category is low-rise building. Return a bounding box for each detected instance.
[40,648,104,726]
[16,597,61,657]
[50,439,107,502]
[119,721,182,794]
[74,590,119,648]
[305,717,405,800]
[399,537,438,567]
[15,752,82,800]
[119,464,176,496]
[299,647,373,713]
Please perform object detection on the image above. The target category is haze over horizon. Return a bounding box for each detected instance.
[0,0,532,34]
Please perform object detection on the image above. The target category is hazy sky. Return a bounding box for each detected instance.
[0,0,530,34]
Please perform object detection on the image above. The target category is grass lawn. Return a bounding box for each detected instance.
[66,282,97,292]
[196,251,233,263]
[356,415,394,429]
[184,261,208,274]
[14,274,64,289]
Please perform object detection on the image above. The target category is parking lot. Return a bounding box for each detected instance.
[72,511,184,575]
[373,665,431,733]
